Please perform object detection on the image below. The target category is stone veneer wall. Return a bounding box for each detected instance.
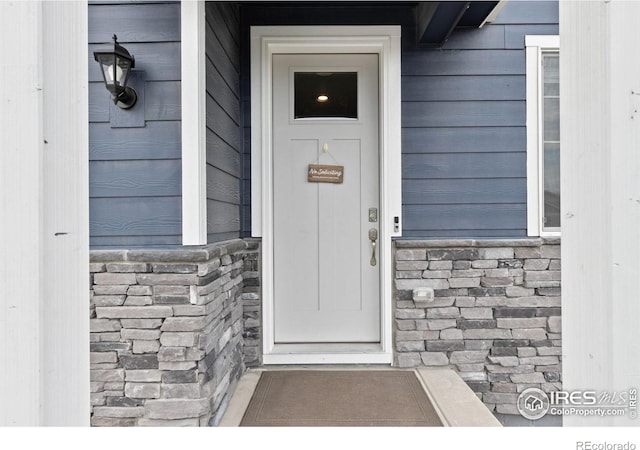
[241,240,262,367]
[394,238,562,416]
[89,239,260,426]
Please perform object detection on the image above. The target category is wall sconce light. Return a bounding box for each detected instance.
[93,35,137,109]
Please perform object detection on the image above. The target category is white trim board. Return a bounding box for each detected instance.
[181,0,207,245]
[250,26,402,364]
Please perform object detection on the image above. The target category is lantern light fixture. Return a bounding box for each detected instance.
[93,34,138,109]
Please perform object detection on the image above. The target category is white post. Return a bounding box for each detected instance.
[561,1,640,426]
[181,0,208,245]
[0,1,89,426]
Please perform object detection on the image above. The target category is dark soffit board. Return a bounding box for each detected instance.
[238,1,502,47]
[417,1,501,46]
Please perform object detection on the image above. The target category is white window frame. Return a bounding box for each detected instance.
[526,35,560,237]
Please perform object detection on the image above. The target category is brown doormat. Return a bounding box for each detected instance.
[240,370,443,427]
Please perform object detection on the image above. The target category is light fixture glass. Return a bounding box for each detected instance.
[316,95,329,103]
[93,35,137,109]
[102,63,124,85]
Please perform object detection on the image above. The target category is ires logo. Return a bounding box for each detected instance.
[550,391,598,405]
[518,388,639,420]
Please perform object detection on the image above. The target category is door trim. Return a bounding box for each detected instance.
[250,26,402,364]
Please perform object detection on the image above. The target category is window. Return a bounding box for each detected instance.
[526,35,560,236]
[294,72,358,119]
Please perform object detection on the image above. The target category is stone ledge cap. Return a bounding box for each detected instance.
[90,239,249,263]
[393,238,561,249]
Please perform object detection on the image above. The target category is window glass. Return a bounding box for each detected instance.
[294,72,357,119]
[542,53,560,230]
[543,143,561,228]
[543,54,559,96]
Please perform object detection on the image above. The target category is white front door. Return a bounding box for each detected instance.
[272,53,380,344]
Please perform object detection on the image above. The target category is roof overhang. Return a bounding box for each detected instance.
[417,1,505,46]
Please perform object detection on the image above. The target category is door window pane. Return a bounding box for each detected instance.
[294,72,357,119]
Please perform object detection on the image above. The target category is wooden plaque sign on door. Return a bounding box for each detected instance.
[308,164,344,183]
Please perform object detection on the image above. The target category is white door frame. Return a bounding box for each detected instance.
[250,26,402,364]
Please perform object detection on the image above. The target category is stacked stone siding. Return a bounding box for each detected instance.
[394,238,561,416]
[89,239,260,426]
[242,239,262,367]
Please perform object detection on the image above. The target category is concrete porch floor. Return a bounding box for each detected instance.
[220,366,502,427]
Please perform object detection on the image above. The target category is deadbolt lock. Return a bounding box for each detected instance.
[369,207,378,223]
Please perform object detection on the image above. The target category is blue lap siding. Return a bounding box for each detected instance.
[88,1,182,248]
[205,2,243,244]
[401,1,558,238]
[87,1,558,247]
[238,1,558,239]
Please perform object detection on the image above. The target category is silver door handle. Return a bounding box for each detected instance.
[369,228,378,266]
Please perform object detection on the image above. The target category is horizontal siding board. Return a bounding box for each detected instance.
[442,25,506,50]
[504,24,560,49]
[207,200,240,234]
[400,229,527,239]
[210,2,240,45]
[90,81,181,122]
[402,75,525,102]
[89,42,181,82]
[205,20,240,96]
[402,50,525,76]
[403,204,527,231]
[206,95,241,150]
[90,121,181,160]
[223,2,241,42]
[402,101,525,128]
[88,3,180,43]
[403,178,526,205]
[206,57,240,124]
[90,197,181,236]
[90,160,181,197]
[492,1,558,25]
[206,165,240,204]
[145,81,181,121]
[89,82,110,122]
[90,235,181,249]
[403,153,526,179]
[206,129,241,178]
[402,127,526,153]
[206,3,240,69]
